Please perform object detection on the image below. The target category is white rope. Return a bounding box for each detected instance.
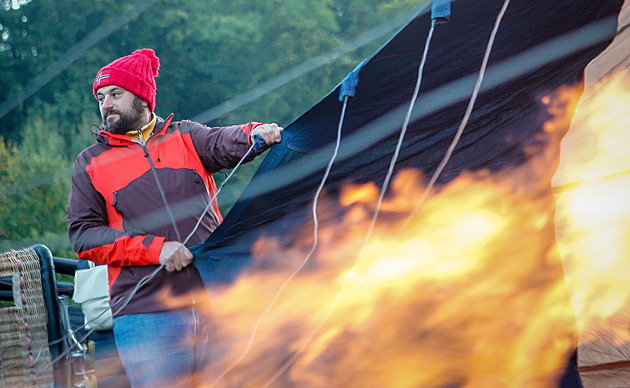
[34,140,260,376]
[212,96,350,387]
[262,1,511,383]
[400,0,511,233]
[262,16,439,388]
[7,0,513,380]
[9,8,423,376]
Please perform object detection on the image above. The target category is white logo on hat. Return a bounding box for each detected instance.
[96,72,110,85]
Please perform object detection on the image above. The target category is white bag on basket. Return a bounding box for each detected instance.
[72,261,113,331]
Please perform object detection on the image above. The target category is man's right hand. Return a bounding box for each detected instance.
[250,123,283,146]
[159,241,193,272]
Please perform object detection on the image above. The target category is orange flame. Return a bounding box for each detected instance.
[153,76,630,387]
[154,88,586,388]
[552,70,630,374]
[196,166,578,387]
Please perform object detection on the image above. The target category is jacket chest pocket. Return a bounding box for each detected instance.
[108,168,212,238]
[192,169,202,184]
[111,190,119,207]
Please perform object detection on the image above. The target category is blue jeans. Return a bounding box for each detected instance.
[113,307,225,388]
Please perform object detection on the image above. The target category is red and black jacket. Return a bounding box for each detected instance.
[67,115,260,315]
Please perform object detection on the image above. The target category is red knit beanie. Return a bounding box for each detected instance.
[93,48,160,112]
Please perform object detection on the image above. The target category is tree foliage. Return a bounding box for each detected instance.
[0,0,427,255]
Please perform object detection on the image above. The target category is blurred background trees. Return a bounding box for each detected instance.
[0,0,427,257]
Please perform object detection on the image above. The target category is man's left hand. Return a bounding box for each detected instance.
[159,241,193,272]
[251,123,283,146]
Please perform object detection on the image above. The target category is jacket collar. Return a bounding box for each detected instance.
[94,114,174,146]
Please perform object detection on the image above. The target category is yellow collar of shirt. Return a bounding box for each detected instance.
[125,113,156,144]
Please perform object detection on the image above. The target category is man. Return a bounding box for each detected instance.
[66,48,282,387]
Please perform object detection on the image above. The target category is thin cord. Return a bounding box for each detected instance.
[20,0,509,379]
[211,97,349,387]
[112,138,258,315]
[33,140,260,376]
[262,1,510,381]
[184,131,257,245]
[261,18,439,388]
[399,0,511,234]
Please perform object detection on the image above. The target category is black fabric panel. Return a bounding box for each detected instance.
[192,0,623,285]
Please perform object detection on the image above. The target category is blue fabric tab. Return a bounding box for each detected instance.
[252,134,267,153]
[432,0,451,23]
[339,59,367,101]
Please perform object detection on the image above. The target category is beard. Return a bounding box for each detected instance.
[102,96,146,135]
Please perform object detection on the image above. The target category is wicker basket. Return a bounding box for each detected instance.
[0,248,54,388]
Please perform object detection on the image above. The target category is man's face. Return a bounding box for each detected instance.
[96,85,146,134]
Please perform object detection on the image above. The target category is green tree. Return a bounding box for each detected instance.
[0,125,69,248]
[0,0,429,253]
[0,98,96,256]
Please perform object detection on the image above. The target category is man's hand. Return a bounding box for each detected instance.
[251,123,283,146]
[159,241,193,272]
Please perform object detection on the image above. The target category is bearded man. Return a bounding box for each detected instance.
[67,48,281,387]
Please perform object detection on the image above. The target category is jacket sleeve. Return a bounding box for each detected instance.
[66,155,165,267]
[186,120,263,172]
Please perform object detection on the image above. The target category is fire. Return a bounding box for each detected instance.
[197,164,578,387]
[180,97,581,386]
[154,75,630,387]
[552,70,630,372]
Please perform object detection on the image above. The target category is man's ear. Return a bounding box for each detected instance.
[142,100,149,108]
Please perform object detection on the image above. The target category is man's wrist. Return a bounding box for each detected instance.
[149,236,167,265]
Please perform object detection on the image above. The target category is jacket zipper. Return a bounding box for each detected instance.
[141,136,183,242]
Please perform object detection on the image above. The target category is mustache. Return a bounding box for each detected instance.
[103,109,121,119]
